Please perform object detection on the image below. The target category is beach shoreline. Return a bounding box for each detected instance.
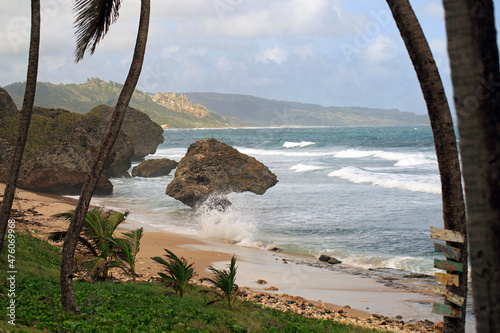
[1,183,446,332]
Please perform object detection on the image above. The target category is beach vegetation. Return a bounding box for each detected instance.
[49,208,141,281]
[107,227,144,283]
[152,249,196,297]
[202,255,239,309]
[1,233,385,332]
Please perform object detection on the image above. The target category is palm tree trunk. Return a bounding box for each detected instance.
[443,1,500,331]
[60,0,150,313]
[0,0,40,253]
[385,1,467,331]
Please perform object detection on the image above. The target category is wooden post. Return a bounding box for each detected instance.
[431,226,467,328]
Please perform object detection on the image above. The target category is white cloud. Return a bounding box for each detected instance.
[363,35,399,65]
[423,1,445,19]
[161,45,180,59]
[256,46,289,65]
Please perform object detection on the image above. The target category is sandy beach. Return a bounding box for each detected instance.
[1,183,447,332]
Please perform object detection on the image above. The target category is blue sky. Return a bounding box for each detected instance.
[1,0,499,115]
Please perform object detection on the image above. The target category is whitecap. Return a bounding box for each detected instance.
[283,141,316,148]
[333,149,437,167]
[290,164,326,172]
[328,166,441,194]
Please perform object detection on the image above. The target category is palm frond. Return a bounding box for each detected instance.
[204,255,238,308]
[152,249,196,296]
[73,0,122,62]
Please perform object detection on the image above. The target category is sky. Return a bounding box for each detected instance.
[1,0,499,115]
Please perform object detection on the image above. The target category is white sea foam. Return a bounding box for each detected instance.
[283,141,316,148]
[239,148,335,158]
[339,255,437,275]
[328,166,441,194]
[290,164,326,172]
[334,149,437,167]
[194,200,259,247]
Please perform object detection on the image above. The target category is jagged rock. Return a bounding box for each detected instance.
[319,254,331,262]
[0,88,18,118]
[0,107,135,195]
[90,105,164,160]
[132,158,178,177]
[165,138,278,208]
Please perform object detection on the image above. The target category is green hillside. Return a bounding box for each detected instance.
[4,79,230,128]
[185,92,430,127]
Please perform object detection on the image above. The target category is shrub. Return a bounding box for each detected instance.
[152,249,196,297]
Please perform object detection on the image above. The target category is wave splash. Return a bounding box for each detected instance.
[194,197,259,247]
[328,166,441,194]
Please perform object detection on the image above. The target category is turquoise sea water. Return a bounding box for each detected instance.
[96,126,445,276]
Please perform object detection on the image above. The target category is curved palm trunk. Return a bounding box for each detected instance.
[443,1,500,331]
[60,0,150,313]
[385,1,467,331]
[0,0,40,253]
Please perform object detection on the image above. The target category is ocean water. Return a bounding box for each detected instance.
[95,126,444,275]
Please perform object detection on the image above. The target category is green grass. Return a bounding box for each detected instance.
[1,233,384,333]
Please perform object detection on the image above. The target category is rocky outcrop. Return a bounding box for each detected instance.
[151,92,211,118]
[0,108,134,195]
[165,138,278,208]
[132,158,178,177]
[90,105,164,160]
[0,88,18,118]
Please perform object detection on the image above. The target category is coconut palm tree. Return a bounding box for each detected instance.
[202,256,239,309]
[152,249,196,296]
[60,0,150,313]
[108,228,144,283]
[385,2,468,332]
[0,0,40,253]
[50,208,130,281]
[442,1,500,331]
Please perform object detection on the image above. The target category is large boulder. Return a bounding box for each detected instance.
[90,105,164,160]
[0,108,134,195]
[0,88,18,118]
[132,158,178,177]
[166,138,278,208]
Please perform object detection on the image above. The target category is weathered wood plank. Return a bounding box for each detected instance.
[434,259,464,272]
[433,285,465,307]
[432,303,462,318]
[434,242,461,261]
[430,226,465,243]
[435,272,460,287]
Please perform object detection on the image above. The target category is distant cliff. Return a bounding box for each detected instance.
[151,92,211,118]
[3,79,229,128]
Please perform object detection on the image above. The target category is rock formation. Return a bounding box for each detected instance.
[165,138,278,208]
[90,105,164,160]
[0,107,135,195]
[0,88,18,118]
[151,92,211,118]
[132,158,178,177]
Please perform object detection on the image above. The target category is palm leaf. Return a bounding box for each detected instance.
[73,0,122,62]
